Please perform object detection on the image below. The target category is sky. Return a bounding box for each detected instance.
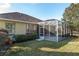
[0,3,70,20]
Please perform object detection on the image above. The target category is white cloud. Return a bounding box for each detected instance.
[0,3,11,13]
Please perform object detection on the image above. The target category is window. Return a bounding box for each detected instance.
[34,25,36,31]
[26,24,37,34]
[26,24,29,33]
[5,23,15,34]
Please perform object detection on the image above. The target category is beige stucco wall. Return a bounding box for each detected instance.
[0,20,26,34]
[0,20,6,29]
[0,19,38,35]
[15,22,26,34]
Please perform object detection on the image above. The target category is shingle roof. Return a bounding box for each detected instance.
[0,12,42,22]
[46,19,57,21]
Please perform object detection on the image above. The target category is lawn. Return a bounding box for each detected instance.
[4,37,79,56]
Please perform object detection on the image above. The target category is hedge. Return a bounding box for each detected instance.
[15,33,38,43]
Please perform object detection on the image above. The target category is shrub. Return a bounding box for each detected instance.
[15,32,37,43]
[0,29,9,45]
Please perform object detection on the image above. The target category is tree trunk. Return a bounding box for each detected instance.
[77,28,79,37]
[70,29,73,37]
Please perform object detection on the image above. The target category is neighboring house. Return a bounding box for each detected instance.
[0,12,42,35]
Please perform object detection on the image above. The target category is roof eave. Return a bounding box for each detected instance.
[0,18,39,24]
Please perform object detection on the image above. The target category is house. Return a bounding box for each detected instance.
[0,12,70,42]
[0,12,42,35]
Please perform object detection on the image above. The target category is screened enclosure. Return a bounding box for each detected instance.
[38,20,70,42]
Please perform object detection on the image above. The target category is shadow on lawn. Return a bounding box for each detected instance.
[49,36,79,49]
[11,36,79,49]
[36,51,79,56]
[51,51,79,56]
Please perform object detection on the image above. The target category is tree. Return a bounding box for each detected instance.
[63,3,79,36]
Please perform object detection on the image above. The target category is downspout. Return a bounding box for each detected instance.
[56,21,58,42]
[43,22,45,40]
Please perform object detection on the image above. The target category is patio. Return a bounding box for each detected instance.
[38,20,70,42]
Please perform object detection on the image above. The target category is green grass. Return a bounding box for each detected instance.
[5,37,79,56]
